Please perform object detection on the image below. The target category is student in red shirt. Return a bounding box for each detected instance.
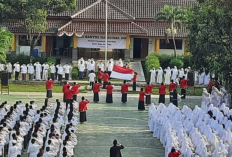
[121,80,130,103]
[145,82,155,105]
[65,86,73,110]
[98,68,103,83]
[168,147,181,157]
[45,77,55,98]
[169,80,177,102]
[138,88,146,110]
[93,80,102,103]
[132,72,138,91]
[208,78,214,94]
[180,76,190,99]
[62,81,70,102]
[159,82,167,104]
[103,71,109,89]
[71,82,81,101]
[106,82,114,103]
[79,96,90,124]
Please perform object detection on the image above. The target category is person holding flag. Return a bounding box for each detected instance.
[121,80,130,103]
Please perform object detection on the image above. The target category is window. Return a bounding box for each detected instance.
[19,35,42,46]
[160,39,182,50]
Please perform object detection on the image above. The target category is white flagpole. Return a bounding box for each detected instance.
[105,0,108,71]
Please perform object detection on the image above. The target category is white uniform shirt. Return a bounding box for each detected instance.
[43,64,49,70]
[34,63,42,72]
[97,63,104,71]
[6,63,12,73]
[88,73,96,82]
[78,64,85,72]
[63,65,70,73]
[88,63,95,71]
[50,65,56,73]
[27,64,34,74]
[21,65,27,74]
[57,65,63,75]
[14,63,20,72]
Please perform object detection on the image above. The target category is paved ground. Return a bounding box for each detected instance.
[130,61,146,82]
[1,92,201,157]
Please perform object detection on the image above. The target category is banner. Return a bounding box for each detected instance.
[78,35,126,49]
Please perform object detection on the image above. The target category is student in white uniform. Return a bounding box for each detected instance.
[42,62,49,80]
[34,62,42,81]
[149,67,156,84]
[107,61,114,76]
[21,64,27,81]
[87,61,95,73]
[97,61,104,71]
[9,140,22,157]
[56,64,64,81]
[63,63,71,81]
[78,61,85,79]
[88,70,96,90]
[6,62,13,80]
[27,139,41,157]
[156,67,163,84]
[27,63,35,81]
[14,62,20,80]
[50,63,56,80]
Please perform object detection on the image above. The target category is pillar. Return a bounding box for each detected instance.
[12,35,16,51]
[42,36,46,52]
[73,35,78,48]
[126,35,130,49]
[155,39,160,54]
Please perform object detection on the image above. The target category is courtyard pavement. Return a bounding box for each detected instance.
[1,92,202,157]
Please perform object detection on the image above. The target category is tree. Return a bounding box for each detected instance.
[0,0,76,58]
[0,28,14,63]
[186,0,232,92]
[155,5,186,58]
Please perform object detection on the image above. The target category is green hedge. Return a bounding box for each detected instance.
[72,67,78,80]
[169,58,184,69]
[6,53,47,64]
[145,55,160,81]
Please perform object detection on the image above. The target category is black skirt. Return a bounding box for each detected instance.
[93,92,99,102]
[106,94,113,103]
[46,90,52,98]
[133,82,136,91]
[169,91,173,102]
[138,101,145,110]
[145,95,151,105]
[121,93,127,103]
[181,88,186,99]
[98,78,102,83]
[103,81,108,89]
[80,111,87,123]
[159,95,165,103]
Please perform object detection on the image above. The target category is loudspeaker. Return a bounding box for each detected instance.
[1,72,9,86]
[187,72,194,86]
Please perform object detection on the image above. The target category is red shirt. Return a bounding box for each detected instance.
[133,75,138,82]
[168,150,181,157]
[180,79,189,88]
[169,83,176,92]
[93,83,102,93]
[72,84,81,94]
[98,70,103,79]
[46,80,54,90]
[145,85,155,94]
[121,84,130,93]
[79,99,89,111]
[106,85,113,94]
[208,80,214,90]
[103,73,109,82]
[159,85,167,95]
[63,83,70,93]
[65,89,73,99]
[139,91,146,101]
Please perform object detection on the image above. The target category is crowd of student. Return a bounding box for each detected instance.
[0,98,80,157]
[148,86,232,157]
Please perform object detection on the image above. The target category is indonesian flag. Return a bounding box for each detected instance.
[110,65,134,80]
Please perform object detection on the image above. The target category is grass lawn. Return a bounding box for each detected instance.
[2,84,88,93]
[128,87,203,96]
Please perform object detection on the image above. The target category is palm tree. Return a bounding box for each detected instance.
[155,5,185,58]
[0,28,13,63]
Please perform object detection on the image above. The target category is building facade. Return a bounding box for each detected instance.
[2,0,195,60]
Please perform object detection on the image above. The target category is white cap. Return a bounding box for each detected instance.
[12,140,17,144]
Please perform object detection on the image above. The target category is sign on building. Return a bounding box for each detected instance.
[78,35,126,49]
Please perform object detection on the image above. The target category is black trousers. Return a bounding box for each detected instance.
[103,81,108,89]
[159,95,165,103]
[58,74,62,81]
[66,99,73,110]
[50,73,55,80]
[29,74,33,80]
[98,78,102,83]
[15,71,19,80]
[181,88,186,99]
[121,93,127,103]
[145,95,151,105]
[8,73,12,80]
[65,73,69,80]
[93,93,99,102]
[46,89,52,98]
[133,82,136,91]
[169,91,173,102]
[90,82,94,90]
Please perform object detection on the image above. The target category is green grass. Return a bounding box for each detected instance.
[1,84,88,93]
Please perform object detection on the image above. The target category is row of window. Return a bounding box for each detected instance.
[19,35,41,46]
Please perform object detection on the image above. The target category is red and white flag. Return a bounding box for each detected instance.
[110,65,134,80]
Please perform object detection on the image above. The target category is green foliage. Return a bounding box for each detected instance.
[72,67,78,80]
[154,54,173,68]
[32,57,46,64]
[169,58,184,69]
[177,55,192,69]
[0,28,14,63]
[145,55,160,81]
[6,53,47,64]
[47,57,56,65]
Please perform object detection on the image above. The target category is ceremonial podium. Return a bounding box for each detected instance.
[1,72,9,95]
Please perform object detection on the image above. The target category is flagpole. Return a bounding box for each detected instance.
[105,0,108,70]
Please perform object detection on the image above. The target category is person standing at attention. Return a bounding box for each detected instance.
[103,71,109,89]
[121,80,130,103]
[93,81,102,103]
[79,96,89,124]
[106,82,114,103]
[132,72,138,91]
[88,70,96,90]
[14,62,20,80]
[98,68,103,83]
[158,82,167,104]
[72,82,81,101]
[180,76,190,99]
[138,88,146,111]
[145,82,155,105]
[169,80,177,102]
[46,77,54,98]
[63,81,70,102]
[65,86,73,110]
[110,140,124,157]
